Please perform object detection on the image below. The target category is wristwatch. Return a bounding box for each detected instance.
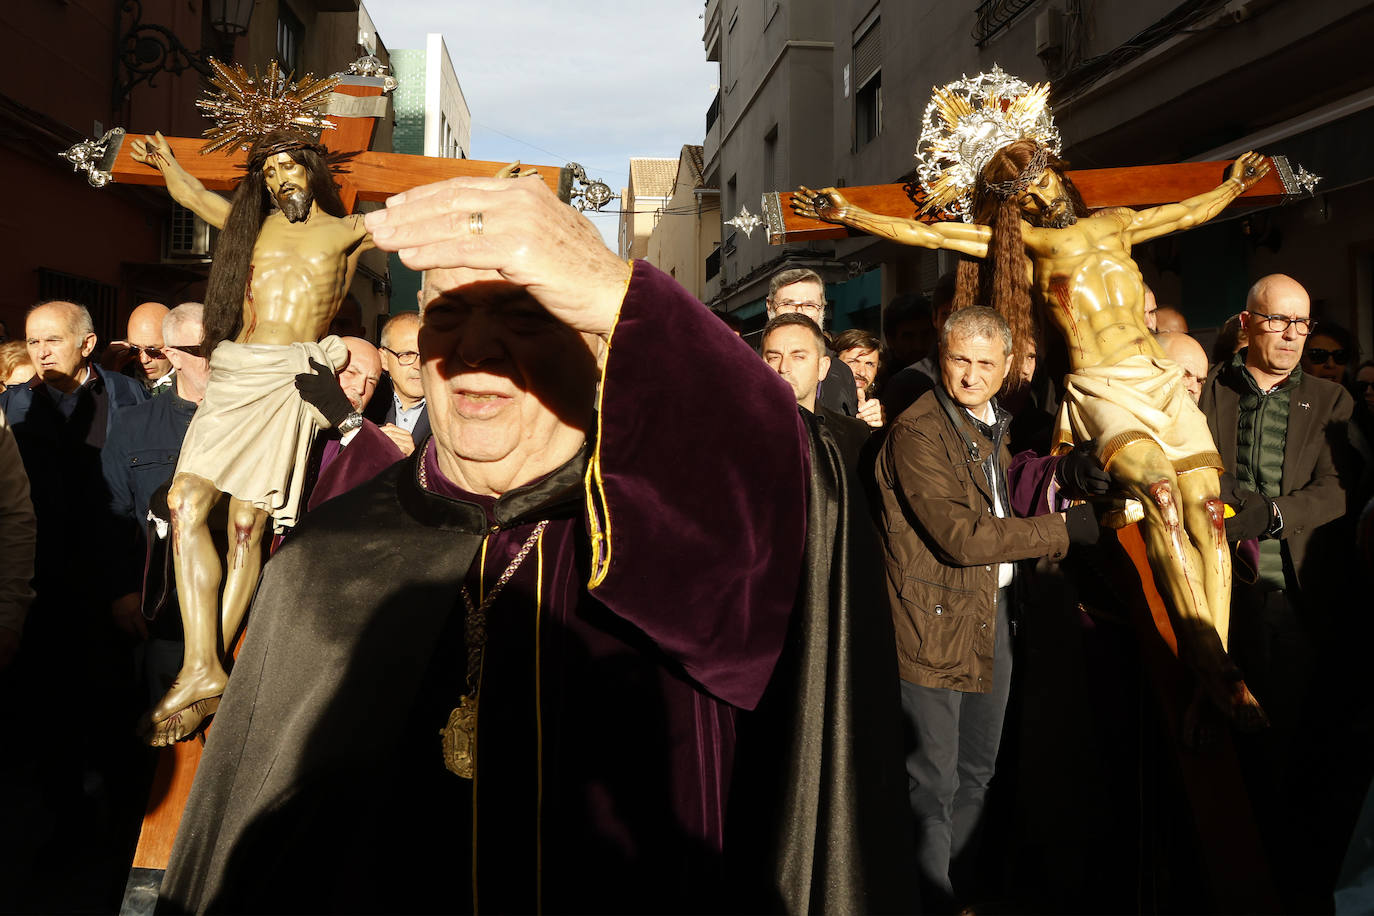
[337,411,364,435]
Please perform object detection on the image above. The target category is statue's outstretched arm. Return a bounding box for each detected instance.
[1125,151,1270,245]
[792,186,991,258]
[131,132,232,230]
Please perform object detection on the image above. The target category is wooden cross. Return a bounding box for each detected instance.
[762,155,1318,244]
[65,77,570,209]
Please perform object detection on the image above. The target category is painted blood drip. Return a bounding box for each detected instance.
[1204,497,1225,537]
[231,522,253,569]
[1149,480,1207,618]
[1049,276,1083,352]
[1205,496,1228,570]
[243,264,258,337]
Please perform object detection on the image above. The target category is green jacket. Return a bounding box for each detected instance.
[1199,352,1353,591]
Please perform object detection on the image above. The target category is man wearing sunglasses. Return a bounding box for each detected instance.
[1199,272,1353,909]
[110,301,174,394]
[102,303,209,680]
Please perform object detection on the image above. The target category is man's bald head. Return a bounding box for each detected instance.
[1245,273,1309,313]
[1153,306,1188,336]
[1243,273,1312,382]
[339,336,382,411]
[127,301,172,382]
[129,301,169,330]
[1159,332,1208,401]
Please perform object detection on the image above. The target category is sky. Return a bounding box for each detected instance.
[366,1,719,248]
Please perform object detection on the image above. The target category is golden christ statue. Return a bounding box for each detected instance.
[131,125,371,745]
[792,68,1269,732]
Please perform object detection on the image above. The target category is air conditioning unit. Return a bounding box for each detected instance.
[165,204,213,261]
[1036,8,1063,57]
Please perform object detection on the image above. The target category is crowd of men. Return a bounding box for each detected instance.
[0,175,1370,913]
[750,264,1369,912]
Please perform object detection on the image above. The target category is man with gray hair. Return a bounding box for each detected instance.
[765,267,883,427]
[0,299,147,893]
[877,305,1102,908]
[365,310,429,455]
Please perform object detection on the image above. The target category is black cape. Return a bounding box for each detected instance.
[726,408,919,912]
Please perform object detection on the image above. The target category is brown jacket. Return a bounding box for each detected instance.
[878,391,1069,692]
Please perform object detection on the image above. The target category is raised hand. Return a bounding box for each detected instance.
[1227,151,1270,193]
[364,175,630,338]
[293,358,353,429]
[131,131,174,172]
[792,186,852,223]
[856,389,884,428]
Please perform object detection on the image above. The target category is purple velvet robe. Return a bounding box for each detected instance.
[306,419,404,512]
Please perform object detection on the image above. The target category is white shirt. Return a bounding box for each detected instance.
[965,401,1014,588]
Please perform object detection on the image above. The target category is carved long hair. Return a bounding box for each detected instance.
[202,130,347,356]
[951,138,1087,390]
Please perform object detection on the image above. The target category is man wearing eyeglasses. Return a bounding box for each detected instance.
[765,268,884,429]
[1199,273,1353,907]
[367,311,430,456]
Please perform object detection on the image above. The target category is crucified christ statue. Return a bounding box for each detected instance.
[793,140,1272,730]
[131,129,373,744]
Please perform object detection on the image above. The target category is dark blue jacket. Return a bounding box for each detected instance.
[100,376,196,614]
[101,378,196,530]
[0,363,148,616]
[1,362,148,448]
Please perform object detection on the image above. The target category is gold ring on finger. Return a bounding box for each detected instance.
[469,211,484,235]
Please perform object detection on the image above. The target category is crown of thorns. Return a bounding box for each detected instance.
[982,144,1050,199]
[913,66,1061,222]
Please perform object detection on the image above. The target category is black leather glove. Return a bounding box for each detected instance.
[1224,488,1273,541]
[294,357,352,428]
[1063,503,1101,546]
[1056,440,1112,499]
[1218,471,1244,504]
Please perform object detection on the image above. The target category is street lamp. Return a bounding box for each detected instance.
[113,0,256,107]
[208,0,255,36]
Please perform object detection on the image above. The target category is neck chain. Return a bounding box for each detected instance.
[425,440,550,779]
[460,520,548,694]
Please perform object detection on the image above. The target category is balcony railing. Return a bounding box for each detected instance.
[706,91,720,134]
[973,0,1035,45]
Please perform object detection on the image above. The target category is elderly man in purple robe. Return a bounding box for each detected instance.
[158,173,829,912]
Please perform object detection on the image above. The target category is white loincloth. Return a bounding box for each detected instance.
[176,336,348,532]
[1053,353,1222,473]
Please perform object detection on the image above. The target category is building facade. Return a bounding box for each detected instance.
[387,33,470,315]
[704,0,1374,356]
[618,158,678,260]
[0,0,396,343]
[644,145,720,302]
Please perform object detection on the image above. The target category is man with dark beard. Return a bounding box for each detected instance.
[793,123,1273,730]
[128,129,372,744]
